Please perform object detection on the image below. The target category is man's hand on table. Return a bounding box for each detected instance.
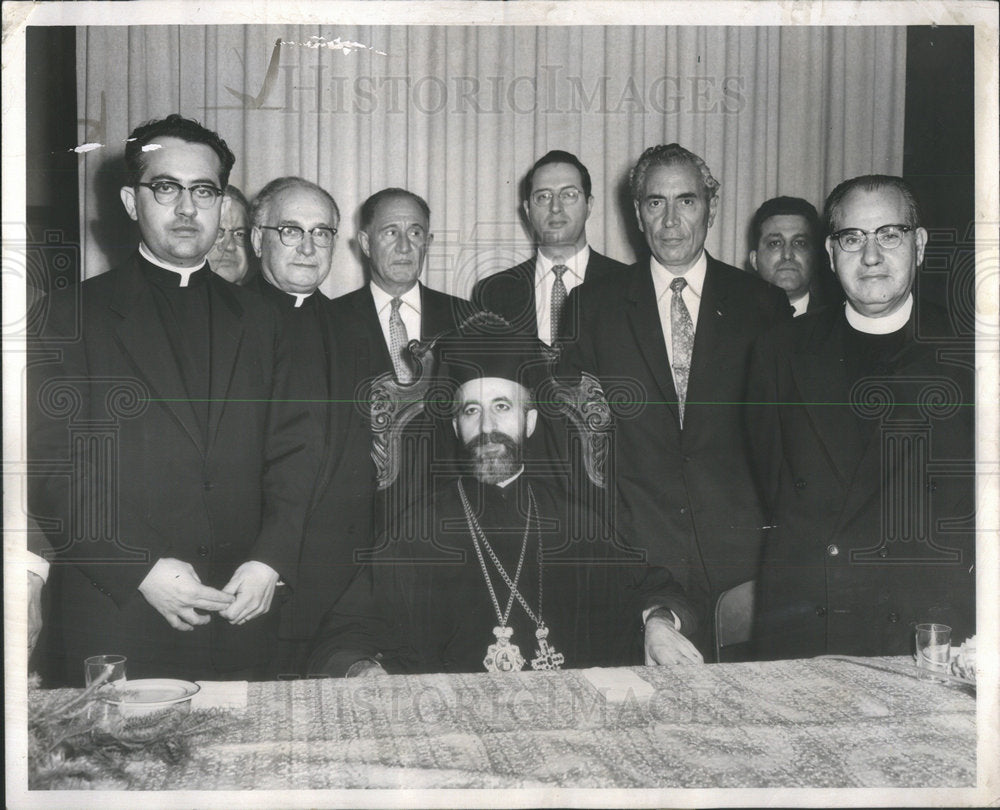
[345,659,387,678]
[138,557,235,631]
[644,609,704,665]
[219,561,280,624]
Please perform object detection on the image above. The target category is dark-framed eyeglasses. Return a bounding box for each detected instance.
[137,181,223,209]
[259,225,337,248]
[216,227,248,242]
[830,224,913,252]
[530,187,582,207]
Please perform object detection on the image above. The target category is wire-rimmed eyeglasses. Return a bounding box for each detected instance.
[529,187,583,207]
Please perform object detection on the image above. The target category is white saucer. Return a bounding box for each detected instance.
[105,678,200,716]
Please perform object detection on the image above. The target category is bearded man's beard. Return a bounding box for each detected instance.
[464,431,523,484]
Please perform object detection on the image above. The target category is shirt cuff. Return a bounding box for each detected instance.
[26,551,50,583]
[643,605,681,630]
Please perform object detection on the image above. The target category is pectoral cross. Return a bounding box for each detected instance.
[531,625,564,670]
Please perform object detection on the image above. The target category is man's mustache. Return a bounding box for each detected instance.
[464,431,519,455]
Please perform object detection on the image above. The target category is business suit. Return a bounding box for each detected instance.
[560,253,791,654]
[747,301,975,660]
[28,254,310,684]
[471,250,627,338]
[326,282,469,550]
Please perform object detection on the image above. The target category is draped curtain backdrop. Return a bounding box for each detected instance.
[77,25,906,297]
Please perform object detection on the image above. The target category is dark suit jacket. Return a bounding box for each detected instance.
[559,254,792,654]
[28,254,311,684]
[747,301,975,659]
[471,249,627,337]
[326,282,469,547]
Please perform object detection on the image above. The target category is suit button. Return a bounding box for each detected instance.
[679,507,687,515]
[92,580,99,588]
[203,481,214,491]
[927,481,938,492]
[815,606,827,617]
[888,612,900,623]
[826,544,839,557]
[795,478,806,490]
[197,545,209,557]
[878,547,888,558]
[683,455,691,463]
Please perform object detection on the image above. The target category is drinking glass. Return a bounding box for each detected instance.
[915,623,951,677]
[84,654,127,689]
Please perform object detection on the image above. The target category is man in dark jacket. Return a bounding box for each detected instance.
[748,174,975,659]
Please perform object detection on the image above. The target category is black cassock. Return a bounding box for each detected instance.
[309,474,702,675]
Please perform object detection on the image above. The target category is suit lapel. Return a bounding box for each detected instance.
[685,259,725,419]
[205,277,246,454]
[110,258,204,453]
[624,264,678,409]
[788,310,868,486]
[353,287,392,379]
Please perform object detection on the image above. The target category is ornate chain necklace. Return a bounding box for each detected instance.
[457,478,565,672]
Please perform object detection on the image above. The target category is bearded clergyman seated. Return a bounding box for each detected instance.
[308,321,705,676]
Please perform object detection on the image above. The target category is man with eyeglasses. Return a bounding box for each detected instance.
[243,176,374,677]
[748,196,844,316]
[207,185,254,286]
[472,150,627,345]
[748,174,975,660]
[559,144,792,660]
[28,114,311,684]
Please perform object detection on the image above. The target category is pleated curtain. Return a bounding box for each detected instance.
[76,25,906,297]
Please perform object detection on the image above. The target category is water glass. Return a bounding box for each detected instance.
[84,654,127,689]
[915,623,951,676]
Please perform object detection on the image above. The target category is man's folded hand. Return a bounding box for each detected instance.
[138,558,235,631]
[219,561,280,624]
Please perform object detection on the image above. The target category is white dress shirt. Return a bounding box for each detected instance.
[139,242,206,286]
[370,281,422,351]
[846,293,913,334]
[534,245,589,345]
[790,291,810,317]
[650,250,708,379]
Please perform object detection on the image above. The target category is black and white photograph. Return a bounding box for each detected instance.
[3,1,998,806]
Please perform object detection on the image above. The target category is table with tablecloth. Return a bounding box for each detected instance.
[34,657,976,790]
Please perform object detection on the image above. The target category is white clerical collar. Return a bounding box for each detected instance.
[650,249,708,300]
[292,293,311,308]
[845,294,913,334]
[535,244,590,283]
[370,280,422,314]
[496,466,525,489]
[139,243,206,287]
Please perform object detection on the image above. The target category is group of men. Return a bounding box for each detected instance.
[26,113,974,686]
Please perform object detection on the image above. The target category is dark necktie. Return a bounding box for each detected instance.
[388,297,413,383]
[670,277,694,427]
[550,264,569,341]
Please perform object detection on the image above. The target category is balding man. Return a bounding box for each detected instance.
[248,177,374,676]
[748,174,974,659]
[328,188,469,541]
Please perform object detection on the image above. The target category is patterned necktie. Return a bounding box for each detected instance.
[388,296,413,383]
[550,264,569,341]
[670,277,694,427]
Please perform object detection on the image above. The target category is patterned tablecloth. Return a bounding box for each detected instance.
[40,658,976,789]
